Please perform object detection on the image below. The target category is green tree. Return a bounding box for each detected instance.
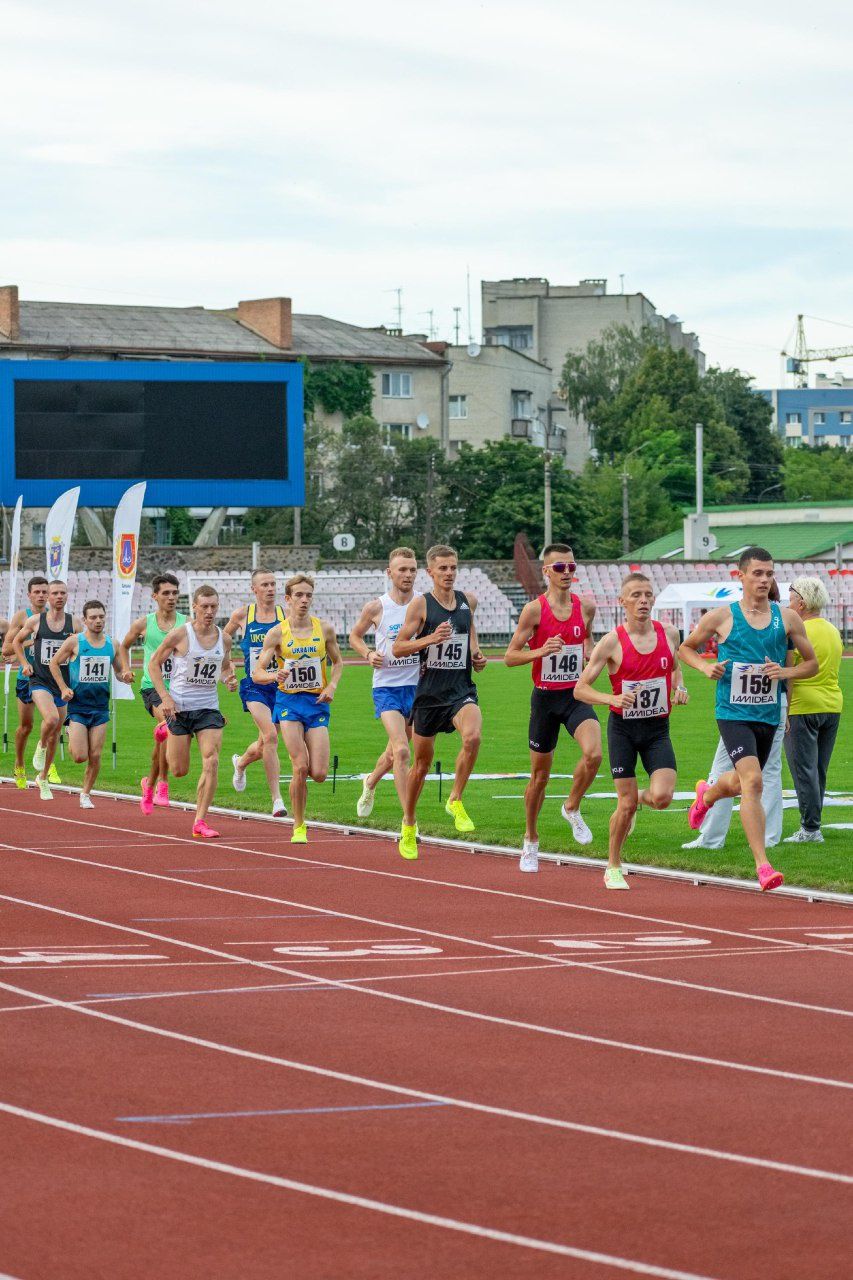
[321,415,397,557]
[387,437,456,550]
[783,444,853,501]
[165,507,201,545]
[577,458,681,560]
[559,323,665,443]
[302,360,373,419]
[703,367,782,500]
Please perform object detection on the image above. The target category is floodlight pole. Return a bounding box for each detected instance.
[695,422,703,515]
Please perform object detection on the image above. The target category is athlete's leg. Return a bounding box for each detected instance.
[732,756,770,871]
[305,726,330,784]
[147,702,170,789]
[694,738,736,848]
[67,720,90,765]
[82,723,107,797]
[32,691,64,775]
[404,733,434,826]
[638,767,676,811]
[14,699,34,769]
[193,728,222,823]
[448,702,482,802]
[375,711,412,808]
[609,778,639,868]
[238,702,282,805]
[165,731,192,780]
[524,749,553,843]
[762,719,785,847]
[281,720,310,827]
[564,717,602,813]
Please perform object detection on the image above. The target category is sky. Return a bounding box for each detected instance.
[3,0,853,386]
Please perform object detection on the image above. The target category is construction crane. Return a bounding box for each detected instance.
[782,314,853,387]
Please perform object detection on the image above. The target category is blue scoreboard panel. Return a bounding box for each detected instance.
[0,359,304,507]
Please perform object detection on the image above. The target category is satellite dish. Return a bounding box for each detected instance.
[415,412,430,430]
[467,342,481,358]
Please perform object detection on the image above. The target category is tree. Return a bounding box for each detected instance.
[783,445,853,501]
[559,323,665,443]
[576,458,681,560]
[703,367,782,500]
[302,360,373,420]
[387,437,456,551]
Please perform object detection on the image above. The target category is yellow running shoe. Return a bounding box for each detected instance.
[47,763,61,785]
[445,798,474,833]
[13,766,26,790]
[398,824,418,860]
[290,823,308,844]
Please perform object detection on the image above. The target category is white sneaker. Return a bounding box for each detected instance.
[79,793,95,809]
[561,806,593,845]
[681,836,711,849]
[519,840,539,873]
[33,742,46,772]
[356,782,376,818]
[36,773,52,801]
[272,798,287,818]
[783,828,824,844]
[231,753,246,793]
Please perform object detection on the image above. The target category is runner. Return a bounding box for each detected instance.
[253,574,343,844]
[148,584,238,839]
[12,581,84,801]
[391,544,487,861]
[48,600,133,808]
[504,542,600,872]
[348,547,420,819]
[574,572,689,889]
[119,572,186,816]
[679,546,817,891]
[224,568,287,816]
[2,575,50,789]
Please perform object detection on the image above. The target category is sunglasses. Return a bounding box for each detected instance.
[546,561,576,575]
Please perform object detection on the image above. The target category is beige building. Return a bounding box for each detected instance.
[445,344,556,455]
[481,277,705,469]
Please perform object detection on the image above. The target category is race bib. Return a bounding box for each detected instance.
[622,676,668,719]
[730,661,776,708]
[280,656,323,693]
[40,637,65,665]
[162,656,173,679]
[249,644,277,677]
[186,657,221,687]
[78,654,109,684]
[540,644,583,685]
[425,633,469,671]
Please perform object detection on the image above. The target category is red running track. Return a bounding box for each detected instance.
[0,787,851,1279]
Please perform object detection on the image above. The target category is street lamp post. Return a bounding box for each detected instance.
[540,401,565,549]
[621,440,654,556]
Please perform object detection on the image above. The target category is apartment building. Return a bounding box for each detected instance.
[445,343,556,455]
[760,373,853,449]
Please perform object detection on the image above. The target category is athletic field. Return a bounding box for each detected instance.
[18,659,852,893]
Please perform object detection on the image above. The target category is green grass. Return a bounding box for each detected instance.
[15,661,852,894]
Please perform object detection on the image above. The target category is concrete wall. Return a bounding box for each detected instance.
[446,345,554,452]
[12,545,320,576]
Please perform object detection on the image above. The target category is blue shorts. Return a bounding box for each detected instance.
[29,680,66,709]
[240,676,277,715]
[372,685,417,721]
[15,676,32,705]
[68,706,110,730]
[273,690,330,731]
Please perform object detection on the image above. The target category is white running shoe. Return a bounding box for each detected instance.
[783,828,824,844]
[519,840,539,873]
[356,782,376,818]
[33,742,46,772]
[272,798,288,818]
[561,805,593,845]
[681,836,713,849]
[80,793,95,809]
[231,753,246,793]
[36,773,52,801]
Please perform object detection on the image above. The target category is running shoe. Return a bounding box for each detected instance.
[32,742,45,772]
[758,863,784,892]
[398,824,418,860]
[688,780,711,830]
[153,781,169,807]
[154,721,169,743]
[80,793,94,809]
[35,774,52,802]
[13,766,26,790]
[140,777,154,816]
[681,836,715,849]
[290,823,308,844]
[603,866,629,890]
[47,763,61,785]
[519,840,539,873]
[192,819,220,839]
[561,805,593,845]
[356,781,375,818]
[231,753,246,793]
[783,828,824,844]
[445,799,474,832]
[272,798,288,818]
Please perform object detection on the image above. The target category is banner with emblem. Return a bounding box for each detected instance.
[3,496,23,746]
[44,487,80,584]
[111,482,146,700]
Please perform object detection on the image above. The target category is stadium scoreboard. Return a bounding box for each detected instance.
[0,360,304,507]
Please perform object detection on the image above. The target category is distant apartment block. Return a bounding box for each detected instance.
[759,375,853,449]
[445,343,556,456]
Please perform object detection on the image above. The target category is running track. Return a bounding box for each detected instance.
[1,786,851,1279]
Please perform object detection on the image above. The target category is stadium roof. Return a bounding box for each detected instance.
[626,521,853,561]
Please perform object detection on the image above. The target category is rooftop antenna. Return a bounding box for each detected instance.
[452,306,462,346]
[619,273,625,294]
[420,309,437,340]
[466,265,473,343]
[384,287,403,330]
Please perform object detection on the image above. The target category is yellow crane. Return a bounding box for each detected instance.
[782,314,853,387]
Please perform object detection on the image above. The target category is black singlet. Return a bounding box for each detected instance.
[31,611,74,692]
[415,590,475,706]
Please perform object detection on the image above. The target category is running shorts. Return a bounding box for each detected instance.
[68,707,110,730]
[15,676,32,705]
[273,691,330,731]
[607,714,675,779]
[141,687,163,717]
[167,709,226,737]
[240,676,277,715]
[716,718,777,770]
[528,687,598,755]
[412,689,478,738]
[373,685,417,721]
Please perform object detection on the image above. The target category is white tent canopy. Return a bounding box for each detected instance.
[652,582,790,635]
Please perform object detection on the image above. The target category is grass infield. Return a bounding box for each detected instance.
[11,659,851,894]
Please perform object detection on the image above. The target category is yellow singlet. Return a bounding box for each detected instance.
[278,616,327,695]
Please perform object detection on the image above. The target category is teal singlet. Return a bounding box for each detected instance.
[715,601,787,726]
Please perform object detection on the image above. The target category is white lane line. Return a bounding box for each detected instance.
[2,834,851,1022]
[0,1101,727,1280]
[2,895,851,1091]
[2,978,851,1187]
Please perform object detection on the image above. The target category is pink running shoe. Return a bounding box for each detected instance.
[153,781,169,807]
[140,777,154,816]
[192,819,219,839]
[758,863,784,892]
[688,779,711,830]
[154,722,169,743]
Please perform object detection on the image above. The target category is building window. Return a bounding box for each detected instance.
[381,372,413,398]
[511,390,532,420]
[486,326,533,350]
[814,411,826,425]
[840,411,852,424]
[32,522,46,547]
[381,422,412,444]
[784,437,801,448]
[449,395,468,420]
[785,412,801,424]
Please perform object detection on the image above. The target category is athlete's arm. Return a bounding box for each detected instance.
[391,596,441,657]
[678,606,730,679]
[148,627,185,717]
[12,614,39,675]
[581,599,597,660]
[220,644,239,694]
[348,599,383,668]
[111,647,134,684]
[118,616,147,675]
[224,605,247,642]
[316,623,343,703]
[573,632,634,709]
[504,600,555,666]
[252,624,283,686]
[3,608,27,660]
[463,592,487,672]
[766,610,818,682]
[666,624,689,706]
[49,635,79,701]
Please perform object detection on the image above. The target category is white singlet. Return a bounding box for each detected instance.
[168,624,225,712]
[373,593,420,689]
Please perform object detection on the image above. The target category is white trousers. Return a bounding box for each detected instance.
[699,718,785,849]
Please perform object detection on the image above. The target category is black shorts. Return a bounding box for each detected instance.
[168,708,226,738]
[141,687,162,717]
[528,687,598,755]
[716,719,777,770]
[607,714,675,780]
[412,689,478,738]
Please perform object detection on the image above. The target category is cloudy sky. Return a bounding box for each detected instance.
[4,0,853,385]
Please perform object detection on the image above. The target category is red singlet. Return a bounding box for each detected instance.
[608,621,672,720]
[531,593,586,690]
